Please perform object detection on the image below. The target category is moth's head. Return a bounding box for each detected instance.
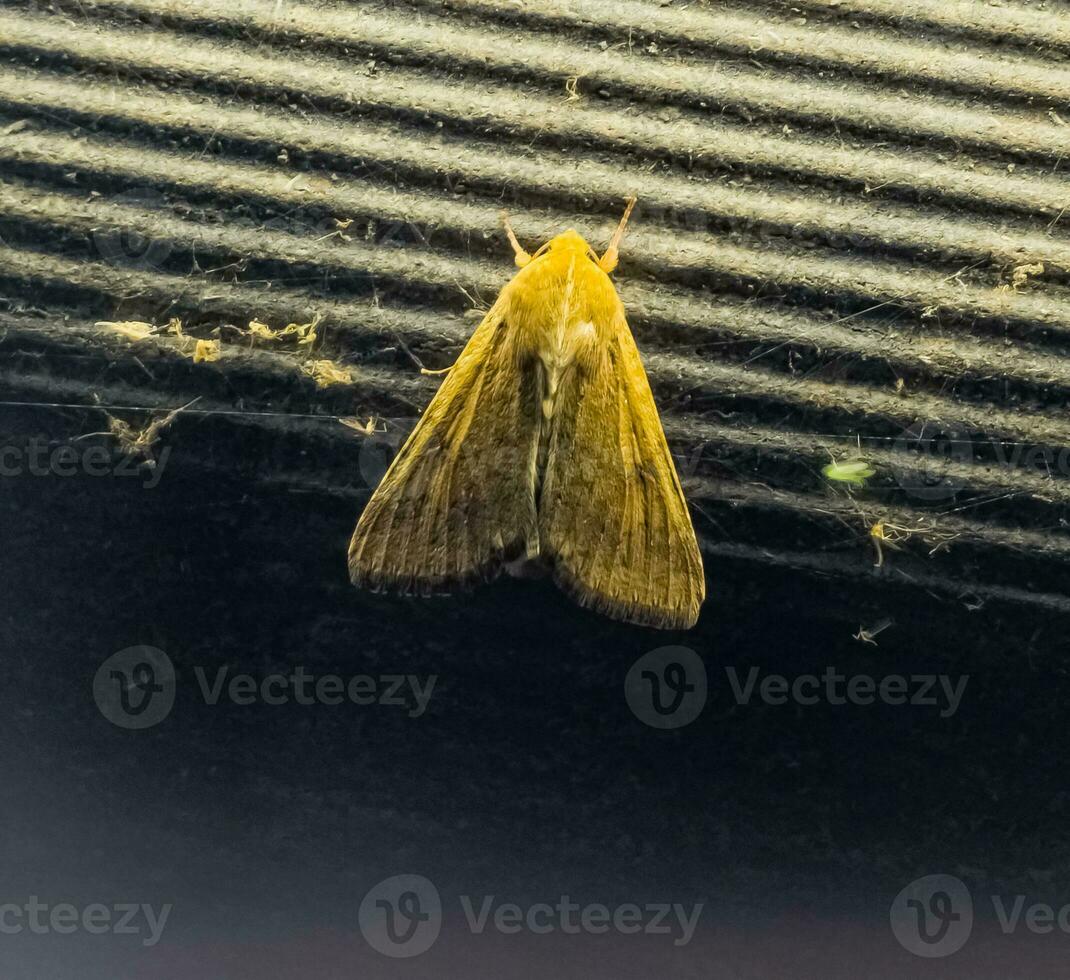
[546,229,592,253]
[530,225,607,264]
[503,197,637,274]
[529,229,600,266]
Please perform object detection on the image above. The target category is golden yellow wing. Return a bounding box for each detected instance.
[348,294,541,593]
[538,309,705,629]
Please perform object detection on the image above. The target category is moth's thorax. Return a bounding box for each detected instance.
[500,230,625,496]
[506,234,621,371]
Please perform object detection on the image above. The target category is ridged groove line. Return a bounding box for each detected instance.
[4,174,1070,387]
[8,162,1070,357]
[5,240,1070,452]
[6,122,1066,282]
[5,119,1068,355]
[407,0,1070,102]
[701,541,1070,614]
[43,0,1070,158]
[2,56,1065,226]
[5,356,1069,566]
[767,0,1070,51]
[9,310,1067,508]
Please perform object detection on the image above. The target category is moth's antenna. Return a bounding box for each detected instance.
[598,196,637,274]
[500,211,533,268]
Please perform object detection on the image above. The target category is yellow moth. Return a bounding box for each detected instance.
[348,198,705,629]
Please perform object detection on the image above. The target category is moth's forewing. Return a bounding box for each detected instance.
[537,270,705,630]
[348,293,542,594]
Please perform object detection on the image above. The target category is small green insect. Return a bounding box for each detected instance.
[822,459,876,487]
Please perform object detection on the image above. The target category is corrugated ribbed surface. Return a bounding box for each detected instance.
[2,0,1070,615]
